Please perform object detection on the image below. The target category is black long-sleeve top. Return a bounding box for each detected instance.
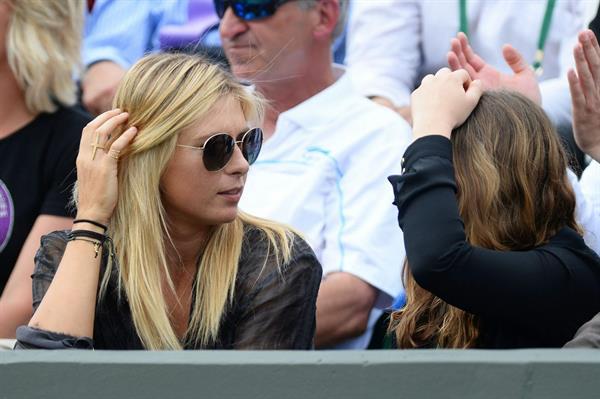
[388,135,600,348]
[15,224,322,350]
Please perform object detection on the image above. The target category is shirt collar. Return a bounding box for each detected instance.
[278,65,352,131]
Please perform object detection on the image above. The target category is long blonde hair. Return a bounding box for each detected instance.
[103,53,294,350]
[391,91,580,348]
[6,0,82,113]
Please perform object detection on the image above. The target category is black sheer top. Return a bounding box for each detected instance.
[389,135,600,348]
[15,225,322,350]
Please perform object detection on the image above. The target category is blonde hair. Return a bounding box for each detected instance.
[391,91,580,348]
[102,53,294,350]
[6,0,82,113]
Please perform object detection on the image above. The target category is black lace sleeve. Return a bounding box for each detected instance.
[14,230,94,350]
[231,229,322,349]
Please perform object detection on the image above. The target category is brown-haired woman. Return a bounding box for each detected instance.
[388,68,600,349]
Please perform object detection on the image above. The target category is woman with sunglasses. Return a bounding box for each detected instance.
[15,53,321,350]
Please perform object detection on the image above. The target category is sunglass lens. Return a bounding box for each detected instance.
[242,128,263,165]
[213,0,227,18]
[231,0,279,21]
[203,134,235,171]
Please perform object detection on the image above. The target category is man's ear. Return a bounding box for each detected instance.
[312,0,339,41]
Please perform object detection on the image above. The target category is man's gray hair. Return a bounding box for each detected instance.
[298,0,349,40]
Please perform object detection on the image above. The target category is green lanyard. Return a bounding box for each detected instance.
[458,0,557,75]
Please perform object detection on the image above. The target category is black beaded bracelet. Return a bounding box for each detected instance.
[73,219,108,231]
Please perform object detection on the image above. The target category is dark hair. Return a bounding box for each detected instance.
[391,91,580,348]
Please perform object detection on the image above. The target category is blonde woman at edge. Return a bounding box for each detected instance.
[15,53,321,350]
[0,0,90,338]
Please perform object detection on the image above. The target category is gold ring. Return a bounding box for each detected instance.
[108,149,121,160]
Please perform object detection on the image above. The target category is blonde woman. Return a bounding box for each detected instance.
[15,53,321,350]
[0,0,90,338]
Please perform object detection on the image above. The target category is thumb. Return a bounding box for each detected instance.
[502,44,529,74]
[465,79,483,105]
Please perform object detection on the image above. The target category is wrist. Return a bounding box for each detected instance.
[412,122,452,140]
[75,209,110,225]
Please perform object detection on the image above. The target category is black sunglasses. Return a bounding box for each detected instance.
[213,0,294,21]
[177,127,263,171]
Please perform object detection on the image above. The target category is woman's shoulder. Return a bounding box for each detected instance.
[240,223,321,280]
[242,223,318,261]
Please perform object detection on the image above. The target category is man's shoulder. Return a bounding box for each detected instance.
[332,93,411,135]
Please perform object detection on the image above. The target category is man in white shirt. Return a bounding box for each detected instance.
[346,0,586,127]
[218,0,412,348]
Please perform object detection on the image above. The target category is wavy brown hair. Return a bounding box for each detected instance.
[390,91,581,349]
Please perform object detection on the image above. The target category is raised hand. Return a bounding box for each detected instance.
[569,30,600,163]
[75,109,138,224]
[447,32,541,105]
[411,68,483,140]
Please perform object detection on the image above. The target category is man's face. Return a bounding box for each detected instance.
[219,2,315,82]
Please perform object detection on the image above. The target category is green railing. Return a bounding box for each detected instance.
[1,349,599,399]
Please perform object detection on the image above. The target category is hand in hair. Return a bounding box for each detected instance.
[569,30,600,163]
[411,68,483,140]
[75,109,138,224]
[447,32,542,105]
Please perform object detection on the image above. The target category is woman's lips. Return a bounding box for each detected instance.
[218,187,243,202]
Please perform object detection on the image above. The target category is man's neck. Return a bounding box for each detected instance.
[257,58,336,140]
[0,61,36,139]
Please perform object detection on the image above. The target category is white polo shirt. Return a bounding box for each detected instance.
[346,0,587,126]
[578,161,600,252]
[240,68,412,349]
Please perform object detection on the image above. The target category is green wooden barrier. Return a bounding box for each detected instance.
[1,349,599,399]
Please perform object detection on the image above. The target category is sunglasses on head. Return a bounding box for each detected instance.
[177,127,263,171]
[213,0,294,21]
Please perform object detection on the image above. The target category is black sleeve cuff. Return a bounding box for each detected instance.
[15,326,94,350]
[402,135,453,170]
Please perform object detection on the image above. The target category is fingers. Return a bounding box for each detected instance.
[95,112,129,144]
[82,109,122,137]
[568,68,586,110]
[109,126,138,153]
[447,51,462,71]
[458,32,486,72]
[502,44,529,74]
[574,42,597,101]
[435,67,451,77]
[450,38,478,77]
[465,79,483,105]
[580,29,600,83]
[79,109,122,155]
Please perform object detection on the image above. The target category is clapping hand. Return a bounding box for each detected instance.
[568,30,600,163]
[411,68,483,140]
[447,32,542,105]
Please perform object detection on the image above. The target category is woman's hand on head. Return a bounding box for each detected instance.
[411,68,483,140]
[75,109,138,224]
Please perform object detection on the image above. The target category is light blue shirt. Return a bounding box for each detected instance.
[84,0,188,69]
